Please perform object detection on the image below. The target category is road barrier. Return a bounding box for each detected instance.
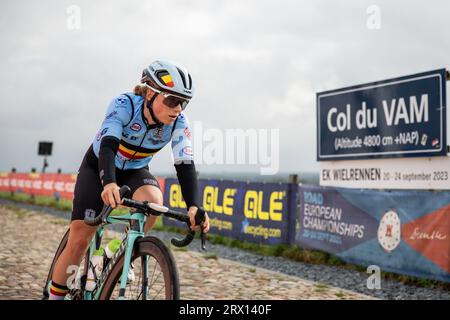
[1,172,449,282]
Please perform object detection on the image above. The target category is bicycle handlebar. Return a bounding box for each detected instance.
[167,206,205,249]
[84,185,207,250]
[84,185,132,226]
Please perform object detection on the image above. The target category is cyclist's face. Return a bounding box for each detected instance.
[147,91,182,125]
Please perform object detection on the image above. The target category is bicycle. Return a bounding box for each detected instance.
[42,185,207,300]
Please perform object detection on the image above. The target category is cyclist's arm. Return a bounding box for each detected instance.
[175,162,200,208]
[99,137,120,186]
[171,113,199,208]
[97,95,132,186]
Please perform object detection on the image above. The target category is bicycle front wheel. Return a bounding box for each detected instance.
[98,236,180,300]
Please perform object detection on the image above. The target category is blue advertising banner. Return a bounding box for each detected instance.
[163,178,297,245]
[317,69,447,161]
[296,185,450,282]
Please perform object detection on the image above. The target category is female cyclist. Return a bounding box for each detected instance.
[48,59,210,300]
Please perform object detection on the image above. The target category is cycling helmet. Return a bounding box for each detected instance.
[141,59,194,101]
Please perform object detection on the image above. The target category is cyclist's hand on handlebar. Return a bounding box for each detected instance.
[101,182,122,209]
[188,206,210,233]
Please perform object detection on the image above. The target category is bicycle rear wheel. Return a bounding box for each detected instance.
[98,236,180,300]
[42,228,70,299]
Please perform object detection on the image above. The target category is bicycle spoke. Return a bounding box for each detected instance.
[133,264,142,299]
[102,237,178,300]
[110,254,165,300]
[149,269,162,289]
[148,258,158,291]
[151,283,165,300]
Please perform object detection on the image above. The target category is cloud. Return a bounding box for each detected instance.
[0,0,449,176]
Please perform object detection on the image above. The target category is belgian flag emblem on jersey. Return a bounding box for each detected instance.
[118,140,162,160]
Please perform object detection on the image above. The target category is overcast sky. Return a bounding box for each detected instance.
[0,0,449,177]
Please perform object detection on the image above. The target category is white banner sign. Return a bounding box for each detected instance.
[320,156,450,190]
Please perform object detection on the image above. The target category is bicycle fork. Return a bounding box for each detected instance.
[118,213,147,300]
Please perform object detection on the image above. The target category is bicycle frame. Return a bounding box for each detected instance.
[80,211,148,300]
[48,186,206,300]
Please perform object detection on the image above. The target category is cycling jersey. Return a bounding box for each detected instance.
[92,93,194,170]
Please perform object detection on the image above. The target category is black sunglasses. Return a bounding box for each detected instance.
[145,83,190,110]
[163,95,189,110]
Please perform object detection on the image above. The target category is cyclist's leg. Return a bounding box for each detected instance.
[50,149,104,298]
[119,168,163,233]
[51,221,97,289]
[134,185,163,233]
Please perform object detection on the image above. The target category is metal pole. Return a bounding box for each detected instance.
[288,174,299,184]
[10,168,15,197]
[42,156,48,173]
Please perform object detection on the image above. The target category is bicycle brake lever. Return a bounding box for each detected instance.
[196,209,207,251]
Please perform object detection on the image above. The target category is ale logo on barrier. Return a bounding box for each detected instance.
[377,210,401,252]
[169,184,187,209]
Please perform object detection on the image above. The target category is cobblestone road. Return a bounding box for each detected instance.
[0,205,374,300]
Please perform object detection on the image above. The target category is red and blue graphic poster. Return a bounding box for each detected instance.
[297,185,450,282]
